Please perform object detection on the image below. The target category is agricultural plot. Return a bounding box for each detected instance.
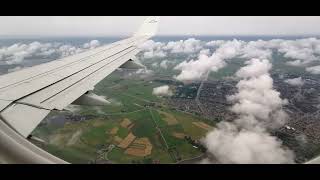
[118,133,136,149]
[158,111,178,125]
[32,70,214,164]
[192,122,213,131]
[125,138,153,157]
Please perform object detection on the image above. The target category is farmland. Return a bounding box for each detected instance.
[32,70,215,164]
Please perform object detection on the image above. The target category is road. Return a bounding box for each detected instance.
[176,153,207,164]
[149,108,170,149]
[195,71,209,114]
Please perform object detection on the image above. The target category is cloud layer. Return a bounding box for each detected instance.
[284,77,304,86]
[140,37,320,83]
[0,40,101,65]
[203,58,294,164]
[306,65,320,74]
[152,85,173,97]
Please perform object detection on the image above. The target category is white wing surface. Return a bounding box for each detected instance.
[0,17,159,141]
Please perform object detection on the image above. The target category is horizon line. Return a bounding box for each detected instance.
[1,34,320,39]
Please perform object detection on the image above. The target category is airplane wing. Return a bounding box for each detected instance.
[0,16,159,164]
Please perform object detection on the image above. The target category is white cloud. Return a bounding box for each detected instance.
[275,38,320,66]
[286,60,306,67]
[140,38,205,59]
[83,40,100,49]
[159,60,169,69]
[174,40,243,82]
[0,40,102,65]
[170,37,320,83]
[204,122,294,164]
[151,62,158,67]
[143,50,166,59]
[230,59,288,129]
[306,65,320,74]
[164,38,203,54]
[204,58,294,164]
[284,77,304,86]
[139,40,167,59]
[240,41,272,59]
[205,40,225,48]
[174,54,226,82]
[152,85,173,97]
[199,49,211,56]
[128,68,154,79]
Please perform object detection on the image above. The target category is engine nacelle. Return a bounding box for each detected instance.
[72,91,110,106]
[120,59,145,69]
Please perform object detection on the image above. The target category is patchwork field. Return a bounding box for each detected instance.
[192,122,213,131]
[32,70,216,164]
[125,138,153,157]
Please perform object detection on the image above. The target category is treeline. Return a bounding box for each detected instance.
[184,136,207,153]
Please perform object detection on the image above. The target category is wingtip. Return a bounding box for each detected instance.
[134,16,160,37]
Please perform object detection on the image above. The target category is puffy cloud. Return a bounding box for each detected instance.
[199,49,211,56]
[151,62,158,67]
[171,37,320,83]
[204,122,294,164]
[160,60,169,69]
[83,40,100,49]
[306,65,320,74]
[274,38,320,66]
[174,54,226,82]
[139,38,205,59]
[152,85,173,97]
[135,68,153,75]
[216,40,244,58]
[230,59,288,129]
[204,58,294,164]
[205,40,225,48]
[128,68,154,79]
[286,60,306,67]
[240,41,272,59]
[284,77,304,86]
[139,40,167,59]
[164,38,203,54]
[139,37,320,83]
[143,50,166,59]
[0,40,101,65]
[236,59,272,78]
[174,40,243,82]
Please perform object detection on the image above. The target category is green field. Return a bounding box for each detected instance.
[32,70,213,164]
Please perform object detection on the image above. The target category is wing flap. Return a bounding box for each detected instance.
[0,104,50,137]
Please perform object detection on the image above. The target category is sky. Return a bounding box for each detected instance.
[0,16,320,37]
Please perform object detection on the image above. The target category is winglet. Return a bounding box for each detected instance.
[134,16,160,37]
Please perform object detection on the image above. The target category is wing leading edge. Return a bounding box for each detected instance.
[0,16,159,139]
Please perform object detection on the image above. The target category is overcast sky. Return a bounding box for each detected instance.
[0,16,320,37]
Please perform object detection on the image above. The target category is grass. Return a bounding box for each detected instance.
[117,127,129,139]
[33,70,213,164]
[42,144,95,164]
[170,110,209,139]
[35,107,210,164]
